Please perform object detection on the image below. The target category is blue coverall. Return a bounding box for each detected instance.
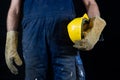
[21,0,85,80]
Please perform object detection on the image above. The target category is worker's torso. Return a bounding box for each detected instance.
[23,0,76,17]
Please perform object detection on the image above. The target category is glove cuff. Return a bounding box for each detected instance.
[6,31,18,49]
[89,16,106,27]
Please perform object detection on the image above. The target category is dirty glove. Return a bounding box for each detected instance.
[5,31,23,75]
[73,16,106,51]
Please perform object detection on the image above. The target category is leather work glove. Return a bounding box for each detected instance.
[5,31,23,75]
[73,16,106,51]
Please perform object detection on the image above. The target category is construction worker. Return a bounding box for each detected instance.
[5,0,106,80]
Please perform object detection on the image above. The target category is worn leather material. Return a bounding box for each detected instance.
[73,16,106,51]
[5,31,23,75]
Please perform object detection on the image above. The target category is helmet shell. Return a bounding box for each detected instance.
[67,13,89,43]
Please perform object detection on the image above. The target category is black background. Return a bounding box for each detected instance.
[0,0,119,80]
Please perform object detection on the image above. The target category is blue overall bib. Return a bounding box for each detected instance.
[22,0,85,80]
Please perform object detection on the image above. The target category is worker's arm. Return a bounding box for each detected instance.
[5,0,23,75]
[7,0,22,31]
[82,0,100,18]
[73,0,106,51]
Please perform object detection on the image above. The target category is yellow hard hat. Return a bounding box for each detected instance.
[67,13,89,43]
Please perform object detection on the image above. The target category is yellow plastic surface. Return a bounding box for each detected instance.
[67,13,89,43]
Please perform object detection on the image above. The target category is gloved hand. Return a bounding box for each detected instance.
[5,31,23,75]
[73,16,106,51]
